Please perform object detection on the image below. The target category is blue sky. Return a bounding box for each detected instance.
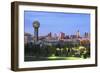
[24,11,90,36]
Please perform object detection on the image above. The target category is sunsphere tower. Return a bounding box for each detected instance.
[33,20,40,42]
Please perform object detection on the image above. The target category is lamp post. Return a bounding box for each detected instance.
[33,20,40,42]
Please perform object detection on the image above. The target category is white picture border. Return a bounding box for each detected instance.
[18,5,96,68]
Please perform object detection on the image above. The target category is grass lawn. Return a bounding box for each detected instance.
[48,56,83,60]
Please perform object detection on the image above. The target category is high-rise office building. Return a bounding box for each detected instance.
[59,32,65,40]
[24,32,32,44]
[76,30,80,38]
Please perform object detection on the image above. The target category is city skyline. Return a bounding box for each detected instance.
[24,11,90,36]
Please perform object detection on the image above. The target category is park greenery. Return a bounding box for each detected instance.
[24,40,90,61]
